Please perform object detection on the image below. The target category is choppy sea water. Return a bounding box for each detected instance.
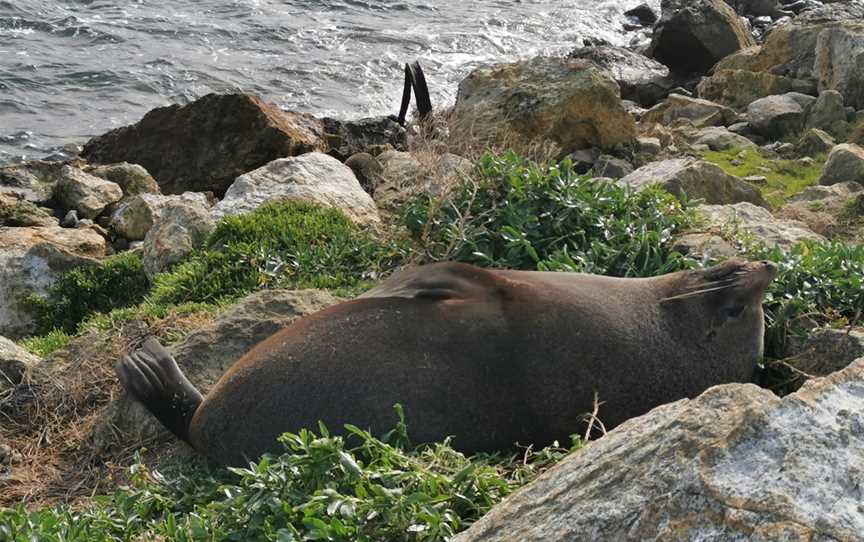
[0,0,657,163]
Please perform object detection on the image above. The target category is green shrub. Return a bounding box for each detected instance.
[24,252,150,335]
[408,152,695,277]
[149,201,403,307]
[0,414,576,541]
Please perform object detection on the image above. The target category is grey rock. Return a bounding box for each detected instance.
[693,126,758,150]
[344,152,383,195]
[454,358,864,541]
[211,152,380,226]
[788,180,863,203]
[110,192,212,241]
[642,94,739,127]
[448,56,635,154]
[374,151,473,209]
[61,210,79,228]
[698,202,825,248]
[568,45,677,107]
[784,327,864,383]
[818,143,864,185]
[618,158,769,207]
[592,155,633,179]
[649,0,756,74]
[321,116,407,161]
[142,200,215,280]
[805,90,849,137]
[0,160,63,204]
[795,127,836,156]
[671,232,738,260]
[747,93,816,140]
[0,336,40,388]
[0,193,58,227]
[55,165,124,219]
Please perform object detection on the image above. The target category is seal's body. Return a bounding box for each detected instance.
[117,259,777,466]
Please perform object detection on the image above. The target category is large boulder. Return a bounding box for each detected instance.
[454,358,864,541]
[649,0,756,74]
[54,165,124,219]
[698,202,825,248]
[0,336,40,389]
[142,200,215,280]
[618,158,768,207]
[696,69,815,111]
[92,289,340,449]
[0,160,64,204]
[567,45,677,107]
[109,192,212,241]
[805,90,849,137]
[0,227,105,339]
[794,127,836,156]
[692,126,757,151]
[715,6,864,109]
[211,152,380,225]
[321,116,407,161]
[640,94,738,128]
[448,56,635,154]
[818,143,864,185]
[746,92,816,140]
[81,93,327,196]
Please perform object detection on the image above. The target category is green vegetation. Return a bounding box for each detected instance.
[20,201,403,355]
[17,329,73,357]
[0,415,577,542]
[703,148,825,207]
[149,201,403,307]
[408,152,696,277]
[24,252,150,335]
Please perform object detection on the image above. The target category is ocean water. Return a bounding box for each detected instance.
[0,0,657,163]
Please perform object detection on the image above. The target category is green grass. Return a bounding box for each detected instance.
[0,414,578,541]
[407,151,696,277]
[18,329,73,357]
[703,148,825,207]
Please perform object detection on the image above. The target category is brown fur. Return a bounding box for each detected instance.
[118,259,777,466]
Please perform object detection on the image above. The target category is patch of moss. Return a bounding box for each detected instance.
[703,148,825,207]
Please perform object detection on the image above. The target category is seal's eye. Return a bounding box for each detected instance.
[725,305,745,319]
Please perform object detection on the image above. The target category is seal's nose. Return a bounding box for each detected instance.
[760,260,778,278]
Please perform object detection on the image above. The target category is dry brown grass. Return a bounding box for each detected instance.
[0,309,214,509]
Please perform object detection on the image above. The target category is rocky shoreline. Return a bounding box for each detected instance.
[2,0,864,538]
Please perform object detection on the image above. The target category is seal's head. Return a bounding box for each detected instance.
[661,258,777,355]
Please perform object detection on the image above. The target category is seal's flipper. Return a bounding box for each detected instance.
[115,337,203,445]
[410,61,432,120]
[396,61,433,126]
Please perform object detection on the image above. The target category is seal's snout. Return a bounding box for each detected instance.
[760,260,778,279]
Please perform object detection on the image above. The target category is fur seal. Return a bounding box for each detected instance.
[116,258,776,466]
